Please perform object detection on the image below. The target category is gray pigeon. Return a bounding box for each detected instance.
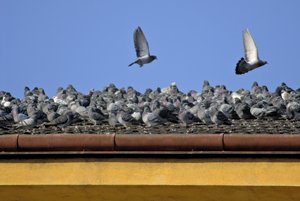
[219,102,238,119]
[286,102,300,120]
[108,112,120,127]
[197,100,213,124]
[209,105,231,125]
[178,107,198,127]
[269,95,286,115]
[202,80,214,94]
[275,82,293,96]
[0,112,13,122]
[128,26,157,67]
[142,106,166,127]
[12,105,28,123]
[233,98,254,119]
[46,111,60,122]
[14,115,37,129]
[236,29,267,75]
[250,101,279,119]
[44,110,75,128]
[116,108,139,128]
[88,106,106,125]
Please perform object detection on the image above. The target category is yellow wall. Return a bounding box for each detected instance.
[0,158,299,201]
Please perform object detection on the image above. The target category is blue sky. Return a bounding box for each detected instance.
[1,0,299,98]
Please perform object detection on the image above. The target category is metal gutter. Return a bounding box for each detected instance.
[18,134,115,151]
[224,134,300,151]
[115,134,223,151]
[0,134,300,154]
[0,134,18,151]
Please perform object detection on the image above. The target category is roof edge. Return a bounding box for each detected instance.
[1,134,300,154]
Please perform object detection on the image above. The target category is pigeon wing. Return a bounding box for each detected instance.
[134,27,150,57]
[243,29,259,63]
[121,112,135,122]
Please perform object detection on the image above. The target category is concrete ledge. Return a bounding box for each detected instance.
[0,186,299,201]
[0,158,299,185]
[0,158,299,201]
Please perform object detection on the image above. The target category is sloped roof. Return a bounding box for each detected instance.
[1,118,300,135]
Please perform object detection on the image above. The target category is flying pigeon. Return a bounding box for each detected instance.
[128,26,157,67]
[236,29,267,75]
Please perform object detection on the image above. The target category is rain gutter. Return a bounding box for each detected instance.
[1,134,300,155]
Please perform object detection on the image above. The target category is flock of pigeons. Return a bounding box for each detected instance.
[0,27,295,131]
[129,27,267,74]
[1,81,300,130]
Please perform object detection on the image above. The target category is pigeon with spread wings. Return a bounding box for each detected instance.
[235,29,267,75]
[129,26,157,67]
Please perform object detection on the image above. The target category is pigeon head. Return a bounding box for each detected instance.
[24,86,30,92]
[252,81,259,87]
[143,106,151,113]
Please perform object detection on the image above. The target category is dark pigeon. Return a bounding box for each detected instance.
[178,107,199,127]
[142,106,166,127]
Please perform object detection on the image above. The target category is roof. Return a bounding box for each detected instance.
[1,82,300,155]
[1,118,300,135]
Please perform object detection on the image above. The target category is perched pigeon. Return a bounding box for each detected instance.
[0,112,13,122]
[178,107,198,127]
[281,89,290,102]
[275,82,293,96]
[250,101,279,119]
[153,104,178,123]
[12,105,28,123]
[197,101,212,125]
[209,105,231,125]
[269,95,286,115]
[233,98,254,119]
[108,112,119,127]
[116,109,139,128]
[88,106,106,125]
[219,102,238,119]
[44,110,76,128]
[14,115,37,129]
[142,106,166,127]
[46,111,60,122]
[286,102,300,120]
[128,26,157,67]
[236,29,267,75]
[202,80,214,94]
